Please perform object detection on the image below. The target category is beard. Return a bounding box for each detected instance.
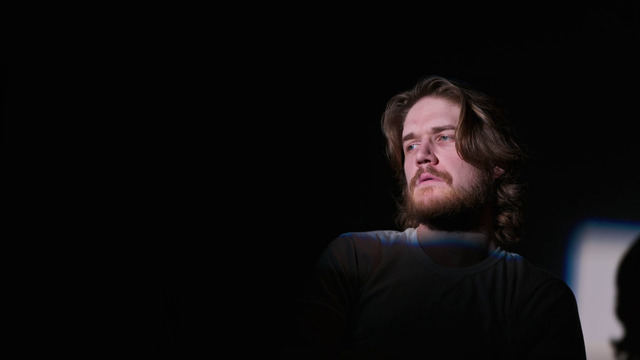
[404,166,493,231]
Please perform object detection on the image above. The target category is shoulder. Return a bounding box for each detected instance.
[500,251,578,309]
[501,250,563,281]
[501,253,586,358]
[338,228,414,242]
[329,228,415,252]
[319,229,415,264]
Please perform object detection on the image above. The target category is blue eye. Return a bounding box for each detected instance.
[438,135,454,142]
[406,143,419,151]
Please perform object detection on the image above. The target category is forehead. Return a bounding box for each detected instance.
[403,96,461,133]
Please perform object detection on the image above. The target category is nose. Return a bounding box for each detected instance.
[416,142,437,165]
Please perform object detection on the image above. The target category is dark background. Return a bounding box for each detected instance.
[21,3,634,357]
[234,5,639,358]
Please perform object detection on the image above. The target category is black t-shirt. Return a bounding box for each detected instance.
[296,228,586,359]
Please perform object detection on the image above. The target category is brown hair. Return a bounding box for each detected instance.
[381,75,527,245]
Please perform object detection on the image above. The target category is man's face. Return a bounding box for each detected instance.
[401,96,490,219]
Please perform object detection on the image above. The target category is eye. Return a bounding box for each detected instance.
[406,143,419,152]
[437,134,454,142]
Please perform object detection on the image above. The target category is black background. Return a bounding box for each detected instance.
[9,3,636,357]
[155,3,640,357]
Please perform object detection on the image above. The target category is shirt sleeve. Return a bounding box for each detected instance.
[296,234,361,322]
[516,277,587,360]
[283,235,363,358]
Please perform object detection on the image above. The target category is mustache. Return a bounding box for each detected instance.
[410,166,453,189]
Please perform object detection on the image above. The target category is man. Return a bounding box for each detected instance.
[283,76,586,359]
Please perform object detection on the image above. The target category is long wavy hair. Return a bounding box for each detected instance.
[381,75,527,246]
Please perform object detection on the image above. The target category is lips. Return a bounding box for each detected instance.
[418,172,444,185]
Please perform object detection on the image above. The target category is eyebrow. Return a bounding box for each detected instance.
[401,125,457,142]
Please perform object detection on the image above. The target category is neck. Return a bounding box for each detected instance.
[416,224,497,267]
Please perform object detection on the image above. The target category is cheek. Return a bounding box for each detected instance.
[404,164,415,183]
[452,166,483,188]
[405,173,417,191]
[443,159,472,183]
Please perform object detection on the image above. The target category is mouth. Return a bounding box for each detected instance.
[417,173,444,186]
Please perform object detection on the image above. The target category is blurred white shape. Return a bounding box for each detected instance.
[565,219,640,360]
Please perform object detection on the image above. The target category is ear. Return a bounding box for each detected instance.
[492,165,505,179]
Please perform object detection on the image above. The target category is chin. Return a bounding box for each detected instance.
[413,188,452,204]
[412,197,454,216]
